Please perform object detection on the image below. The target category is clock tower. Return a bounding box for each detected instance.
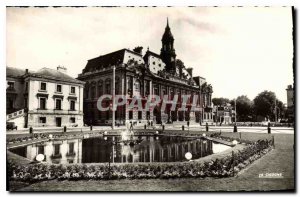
[160,18,177,74]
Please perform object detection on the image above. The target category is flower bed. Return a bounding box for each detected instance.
[209,133,254,145]
[8,139,273,183]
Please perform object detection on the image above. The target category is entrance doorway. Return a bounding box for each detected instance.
[56,117,62,127]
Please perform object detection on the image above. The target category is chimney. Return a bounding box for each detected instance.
[133,46,143,55]
[25,69,28,74]
[57,65,67,74]
[186,67,193,77]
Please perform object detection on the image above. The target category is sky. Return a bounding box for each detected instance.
[6,7,294,104]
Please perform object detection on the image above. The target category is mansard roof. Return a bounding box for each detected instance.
[29,67,84,84]
[83,48,143,73]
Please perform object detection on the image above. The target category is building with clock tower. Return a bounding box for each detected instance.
[78,19,214,125]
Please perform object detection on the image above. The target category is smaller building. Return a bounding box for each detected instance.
[6,66,85,128]
[214,103,235,125]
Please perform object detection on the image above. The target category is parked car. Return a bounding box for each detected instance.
[6,122,17,130]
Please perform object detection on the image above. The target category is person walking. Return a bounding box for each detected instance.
[130,122,133,131]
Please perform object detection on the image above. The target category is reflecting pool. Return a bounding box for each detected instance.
[10,135,231,164]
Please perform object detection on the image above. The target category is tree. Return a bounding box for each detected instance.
[235,95,253,121]
[253,91,283,121]
[212,97,230,106]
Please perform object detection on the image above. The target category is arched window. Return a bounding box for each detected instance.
[91,81,96,99]
[127,77,133,95]
[98,80,103,97]
[162,86,167,96]
[105,78,111,94]
[170,87,174,99]
[84,82,89,99]
[153,84,159,96]
[70,100,75,110]
[135,79,140,92]
[115,77,120,94]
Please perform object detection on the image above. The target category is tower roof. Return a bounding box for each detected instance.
[162,18,174,42]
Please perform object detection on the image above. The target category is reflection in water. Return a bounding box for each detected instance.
[10,136,231,164]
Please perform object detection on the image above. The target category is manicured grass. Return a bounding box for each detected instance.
[8,132,294,191]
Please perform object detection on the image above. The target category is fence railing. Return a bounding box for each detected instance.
[6,109,25,121]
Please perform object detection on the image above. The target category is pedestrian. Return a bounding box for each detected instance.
[130,122,133,131]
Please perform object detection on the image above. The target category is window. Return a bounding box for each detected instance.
[69,143,75,154]
[7,81,15,90]
[129,111,133,119]
[84,83,89,99]
[153,61,156,65]
[70,86,76,94]
[70,100,75,110]
[145,81,150,95]
[91,85,96,98]
[135,80,140,92]
[105,79,111,94]
[154,85,159,95]
[40,82,47,91]
[138,111,142,120]
[39,117,46,123]
[70,117,76,123]
[38,146,44,155]
[54,144,60,155]
[56,84,62,92]
[55,99,62,110]
[39,98,46,109]
[115,78,120,94]
[98,81,103,97]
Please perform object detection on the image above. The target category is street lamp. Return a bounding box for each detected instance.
[185,152,193,161]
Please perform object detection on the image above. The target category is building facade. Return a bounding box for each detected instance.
[78,20,213,125]
[214,104,235,125]
[6,66,85,128]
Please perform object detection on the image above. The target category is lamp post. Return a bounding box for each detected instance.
[234,99,237,124]
[104,135,112,179]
